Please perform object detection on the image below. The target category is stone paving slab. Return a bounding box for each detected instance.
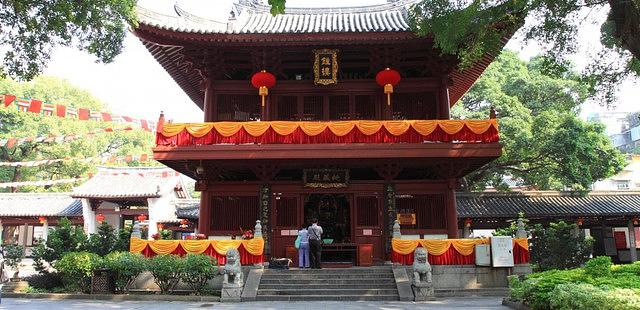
[0,297,509,309]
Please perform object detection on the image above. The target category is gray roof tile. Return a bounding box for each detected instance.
[137,0,416,35]
[72,166,182,199]
[0,193,82,217]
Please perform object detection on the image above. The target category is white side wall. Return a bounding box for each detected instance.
[81,198,96,234]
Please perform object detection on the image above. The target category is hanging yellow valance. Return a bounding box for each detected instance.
[392,238,529,256]
[129,237,265,257]
[160,119,498,138]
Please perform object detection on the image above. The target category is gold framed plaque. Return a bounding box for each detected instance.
[313,49,339,85]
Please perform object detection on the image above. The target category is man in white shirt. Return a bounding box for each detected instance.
[308,218,323,269]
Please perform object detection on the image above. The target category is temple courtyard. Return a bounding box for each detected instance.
[0,297,508,309]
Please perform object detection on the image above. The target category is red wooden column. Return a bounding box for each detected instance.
[198,190,212,236]
[445,178,459,238]
[202,78,216,122]
[438,76,451,120]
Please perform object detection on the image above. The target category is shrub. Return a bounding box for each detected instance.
[112,228,131,252]
[529,221,593,271]
[55,251,102,293]
[86,222,118,256]
[33,217,87,272]
[103,251,146,293]
[585,256,612,278]
[24,272,64,291]
[549,283,640,310]
[147,254,184,294]
[612,261,640,276]
[160,229,173,240]
[180,254,217,295]
[4,244,25,270]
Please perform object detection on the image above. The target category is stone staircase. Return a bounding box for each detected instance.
[255,266,399,301]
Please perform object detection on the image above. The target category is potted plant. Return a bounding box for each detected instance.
[4,244,25,281]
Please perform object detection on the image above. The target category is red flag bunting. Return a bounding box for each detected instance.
[3,94,16,107]
[78,108,89,120]
[101,112,112,122]
[27,100,42,113]
[56,104,66,117]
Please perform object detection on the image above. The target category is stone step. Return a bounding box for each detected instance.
[257,288,399,296]
[260,278,397,285]
[261,273,393,280]
[255,294,400,301]
[264,267,393,274]
[258,283,398,290]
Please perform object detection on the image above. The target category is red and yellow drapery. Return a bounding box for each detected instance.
[156,119,499,146]
[130,238,264,265]
[391,238,529,265]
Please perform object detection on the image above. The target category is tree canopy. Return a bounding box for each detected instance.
[453,51,625,190]
[270,0,640,104]
[0,0,137,80]
[0,76,155,193]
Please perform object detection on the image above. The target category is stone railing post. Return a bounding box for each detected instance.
[254,220,262,238]
[393,219,401,239]
[516,218,526,238]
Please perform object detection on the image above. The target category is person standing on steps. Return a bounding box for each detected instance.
[296,225,310,268]
[308,218,323,269]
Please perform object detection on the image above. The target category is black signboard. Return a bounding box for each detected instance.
[303,169,349,188]
[313,49,339,85]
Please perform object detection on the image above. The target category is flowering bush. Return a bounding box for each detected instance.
[195,233,207,240]
[151,233,161,240]
[241,230,253,240]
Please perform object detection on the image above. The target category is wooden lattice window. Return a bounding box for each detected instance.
[303,96,323,120]
[393,92,437,120]
[276,96,298,120]
[356,196,379,227]
[275,196,298,228]
[217,94,260,121]
[210,196,259,232]
[355,95,376,119]
[396,194,446,229]
[329,95,350,120]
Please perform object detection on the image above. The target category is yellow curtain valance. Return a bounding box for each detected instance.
[129,237,265,256]
[160,119,498,138]
[391,238,528,256]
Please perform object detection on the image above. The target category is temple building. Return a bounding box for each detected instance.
[136,0,506,265]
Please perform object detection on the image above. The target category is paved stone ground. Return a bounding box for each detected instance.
[0,297,508,309]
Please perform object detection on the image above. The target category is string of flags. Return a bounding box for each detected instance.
[0,178,86,189]
[0,126,135,149]
[0,93,156,131]
[0,153,152,167]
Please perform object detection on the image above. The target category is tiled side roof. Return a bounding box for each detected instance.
[0,193,82,217]
[175,201,199,220]
[137,0,415,34]
[457,191,640,218]
[72,166,181,199]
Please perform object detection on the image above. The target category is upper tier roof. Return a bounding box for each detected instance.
[137,0,416,34]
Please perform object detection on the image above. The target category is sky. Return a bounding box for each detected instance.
[42,0,639,126]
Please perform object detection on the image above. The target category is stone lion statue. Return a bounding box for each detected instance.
[222,248,243,287]
[412,247,432,285]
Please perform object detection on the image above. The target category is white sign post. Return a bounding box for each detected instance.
[491,236,514,267]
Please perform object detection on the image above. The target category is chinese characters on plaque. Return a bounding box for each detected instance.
[396,213,417,225]
[303,169,349,188]
[313,49,339,85]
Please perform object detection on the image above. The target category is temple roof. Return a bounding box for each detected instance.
[457,191,640,219]
[71,166,186,200]
[0,193,82,217]
[137,0,415,35]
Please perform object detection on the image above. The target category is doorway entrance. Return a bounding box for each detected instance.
[304,194,351,243]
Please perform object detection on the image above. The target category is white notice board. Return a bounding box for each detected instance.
[490,236,514,267]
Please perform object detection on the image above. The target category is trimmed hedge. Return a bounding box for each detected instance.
[509,257,640,310]
[54,251,102,293]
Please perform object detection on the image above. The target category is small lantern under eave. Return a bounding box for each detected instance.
[96,213,106,224]
[375,68,401,106]
[157,223,164,231]
[251,70,277,107]
[576,217,584,226]
[634,217,639,226]
[180,218,189,228]
[137,214,147,222]
[464,218,473,228]
[38,216,46,224]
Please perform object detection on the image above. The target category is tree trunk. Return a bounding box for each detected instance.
[10,167,20,193]
[608,0,640,61]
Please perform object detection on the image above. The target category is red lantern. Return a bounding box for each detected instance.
[375,68,401,106]
[633,217,639,226]
[96,213,106,223]
[251,70,276,107]
[180,218,189,228]
[137,214,147,222]
[157,223,164,231]
[464,218,473,228]
[38,216,46,224]
[576,217,584,226]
